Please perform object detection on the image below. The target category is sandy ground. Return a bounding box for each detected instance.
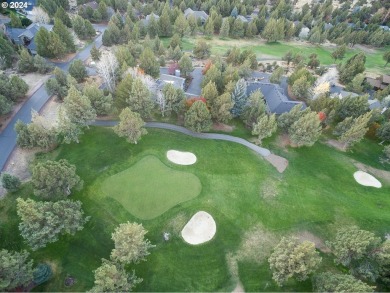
[212,122,234,132]
[167,150,197,165]
[354,171,382,188]
[232,281,245,293]
[296,230,330,253]
[181,211,216,245]
[264,154,288,173]
[0,97,61,198]
[315,67,340,89]
[325,139,346,151]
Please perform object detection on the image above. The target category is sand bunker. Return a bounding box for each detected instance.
[181,211,216,245]
[353,171,382,188]
[167,150,197,165]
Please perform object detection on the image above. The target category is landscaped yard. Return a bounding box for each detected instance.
[161,36,390,75]
[1,126,390,292]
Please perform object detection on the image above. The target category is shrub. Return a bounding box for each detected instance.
[1,173,21,192]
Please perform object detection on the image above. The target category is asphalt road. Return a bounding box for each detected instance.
[0,25,107,171]
[92,121,271,157]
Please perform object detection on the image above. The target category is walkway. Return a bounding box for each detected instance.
[0,25,107,171]
[92,121,271,157]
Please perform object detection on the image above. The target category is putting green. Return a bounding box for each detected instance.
[101,155,202,220]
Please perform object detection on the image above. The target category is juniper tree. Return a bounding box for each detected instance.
[16,198,89,250]
[252,114,277,144]
[270,67,284,84]
[178,55,193,77]
[288,111,322,147]
[241,90,266,127]
[83,83,112,115]
[69,60,87,82]
[201,81,219,106]
[314,272,374,292]
[126,78,154,118]
[337,94,369,119]
[1,173,21,192]
[113,108,147,144]
[268,236,322,286]
[377,122,390,143]
[32,159,83,198]
[219,18,230,38]
[139,48,160,78]
[63,86,96,127]
[210,92,234,123]
[339,53,366,84]
[184,101,212,132]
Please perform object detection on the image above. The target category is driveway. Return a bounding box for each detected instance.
[0,25,107,171]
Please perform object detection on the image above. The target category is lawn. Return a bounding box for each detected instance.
[161,35,390,75]
[1,126,390,292]
[100,155,201,220]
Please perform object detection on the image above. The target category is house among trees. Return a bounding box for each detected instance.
[142,13,160,26]
[183,8,208,25]
[157,74,185,91]
[236,15,249,23]
[366,74,390,90]
[0,15,10,32]
[78,1,99,11]
[247,82,306,115]
[5,23,53,55]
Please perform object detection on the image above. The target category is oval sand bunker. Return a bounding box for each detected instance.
[167,150,197,165]
[181,211,216,245]
[353,171,382,188]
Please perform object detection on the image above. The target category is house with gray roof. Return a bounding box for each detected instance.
[157,74,185,91]
[142,13,160,26]
[5,23,53,55]
[184,8,208,25]
[236,15,249,23]
[0,15,10,32]
[247,82,306,114]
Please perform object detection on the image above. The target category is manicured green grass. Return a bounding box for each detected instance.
[100,155,201,220]
[161,35,390,74]
[1,126,390,292]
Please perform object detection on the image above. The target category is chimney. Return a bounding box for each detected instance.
[175,69,180,77]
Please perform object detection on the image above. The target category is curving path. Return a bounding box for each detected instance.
[92,121,271,157]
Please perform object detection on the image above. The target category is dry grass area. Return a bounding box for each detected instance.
[295,230,330,253]
[236,225,279,264]
[19,73,51,96]
[164,212,188,236]
[260,178,281,199]
[212,122,234,132]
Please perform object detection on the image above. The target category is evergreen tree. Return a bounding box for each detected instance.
[314,272,374,292]
[201,81,219,106]
[291,76,311,99]
[16,198,89,251]
[210,92,233,123]
[252,114,277,144]
[241,90,266,127]
[184,101,212,132]
[178,54,193,77]
[1,173,21,192]
[268,236,322,286]
[219,18,230,38]
[83,83,112,115]
[54,7,72,28]
[331,45,347,61]
[90,45,101,61]
[48,32,66,58]
[377,122,390,143]
[69,60,87,82]
[333,112,372,150]
[63,86,96,127]
[127,78,154,118]
[205,18,214,37]
[158,5,172,37]
[57,108,83,144]
[0,249,34,291]
[139,48,160,78]
[10,13,22,28]
[17,48,34,73]
[289,111,322,147]
[231,79,248,117]
[339,53,366,84]
[0,95,12,115]
[53,18,75,53]
[114,108,147,144]
[110,222,154,264]
[174,13,189,37]
[383,51,390,67]
[35,27,51,57]
[262,18,284,42]
[337,94,369,119]
[148,14,159,38]
[193,40,211,59]
[90,260,141,292]
[231,19,244,38]
[270,67,284,84]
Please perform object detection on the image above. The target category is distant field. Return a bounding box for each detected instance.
[161,36,390,75]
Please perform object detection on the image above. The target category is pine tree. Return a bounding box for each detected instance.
[53,18,75,53]
[289,111,322,147]
[0,249,34,291]
[35,27,51,57]
[114,108,147,144]
[83,83,112,115]
[333,112,372,150]
[383,51,390,67]
[16,198,89,250]
[158,5,172,37]
[201,81,219,106]
[205,18,214,37]
[252,114,277,144]
[10,13,22,28]
[262,18,284,42]
[127,78,154,118]
[231,79,248,117]
[48,32,66,58]
[69,60,87,82]
[231,19,244,38]
[178,54,193,77]
[210,92,233,123]
[139,47,160,78]
[184,101,212,132]
[90,45,101,61]
[331,45,347,61]
[339,53,366,84]
[147,14,159,38]
[54,7,72,28]
[270,67,284,84]
[241,90,266,127]
[63,86,96,127]
[174,13,189,37]
[17,48,34,73]
[219,18,230,38]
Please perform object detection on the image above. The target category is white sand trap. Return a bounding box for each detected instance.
[354,171,382,188]
[167,150,197,165]
[181,211,216,245]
